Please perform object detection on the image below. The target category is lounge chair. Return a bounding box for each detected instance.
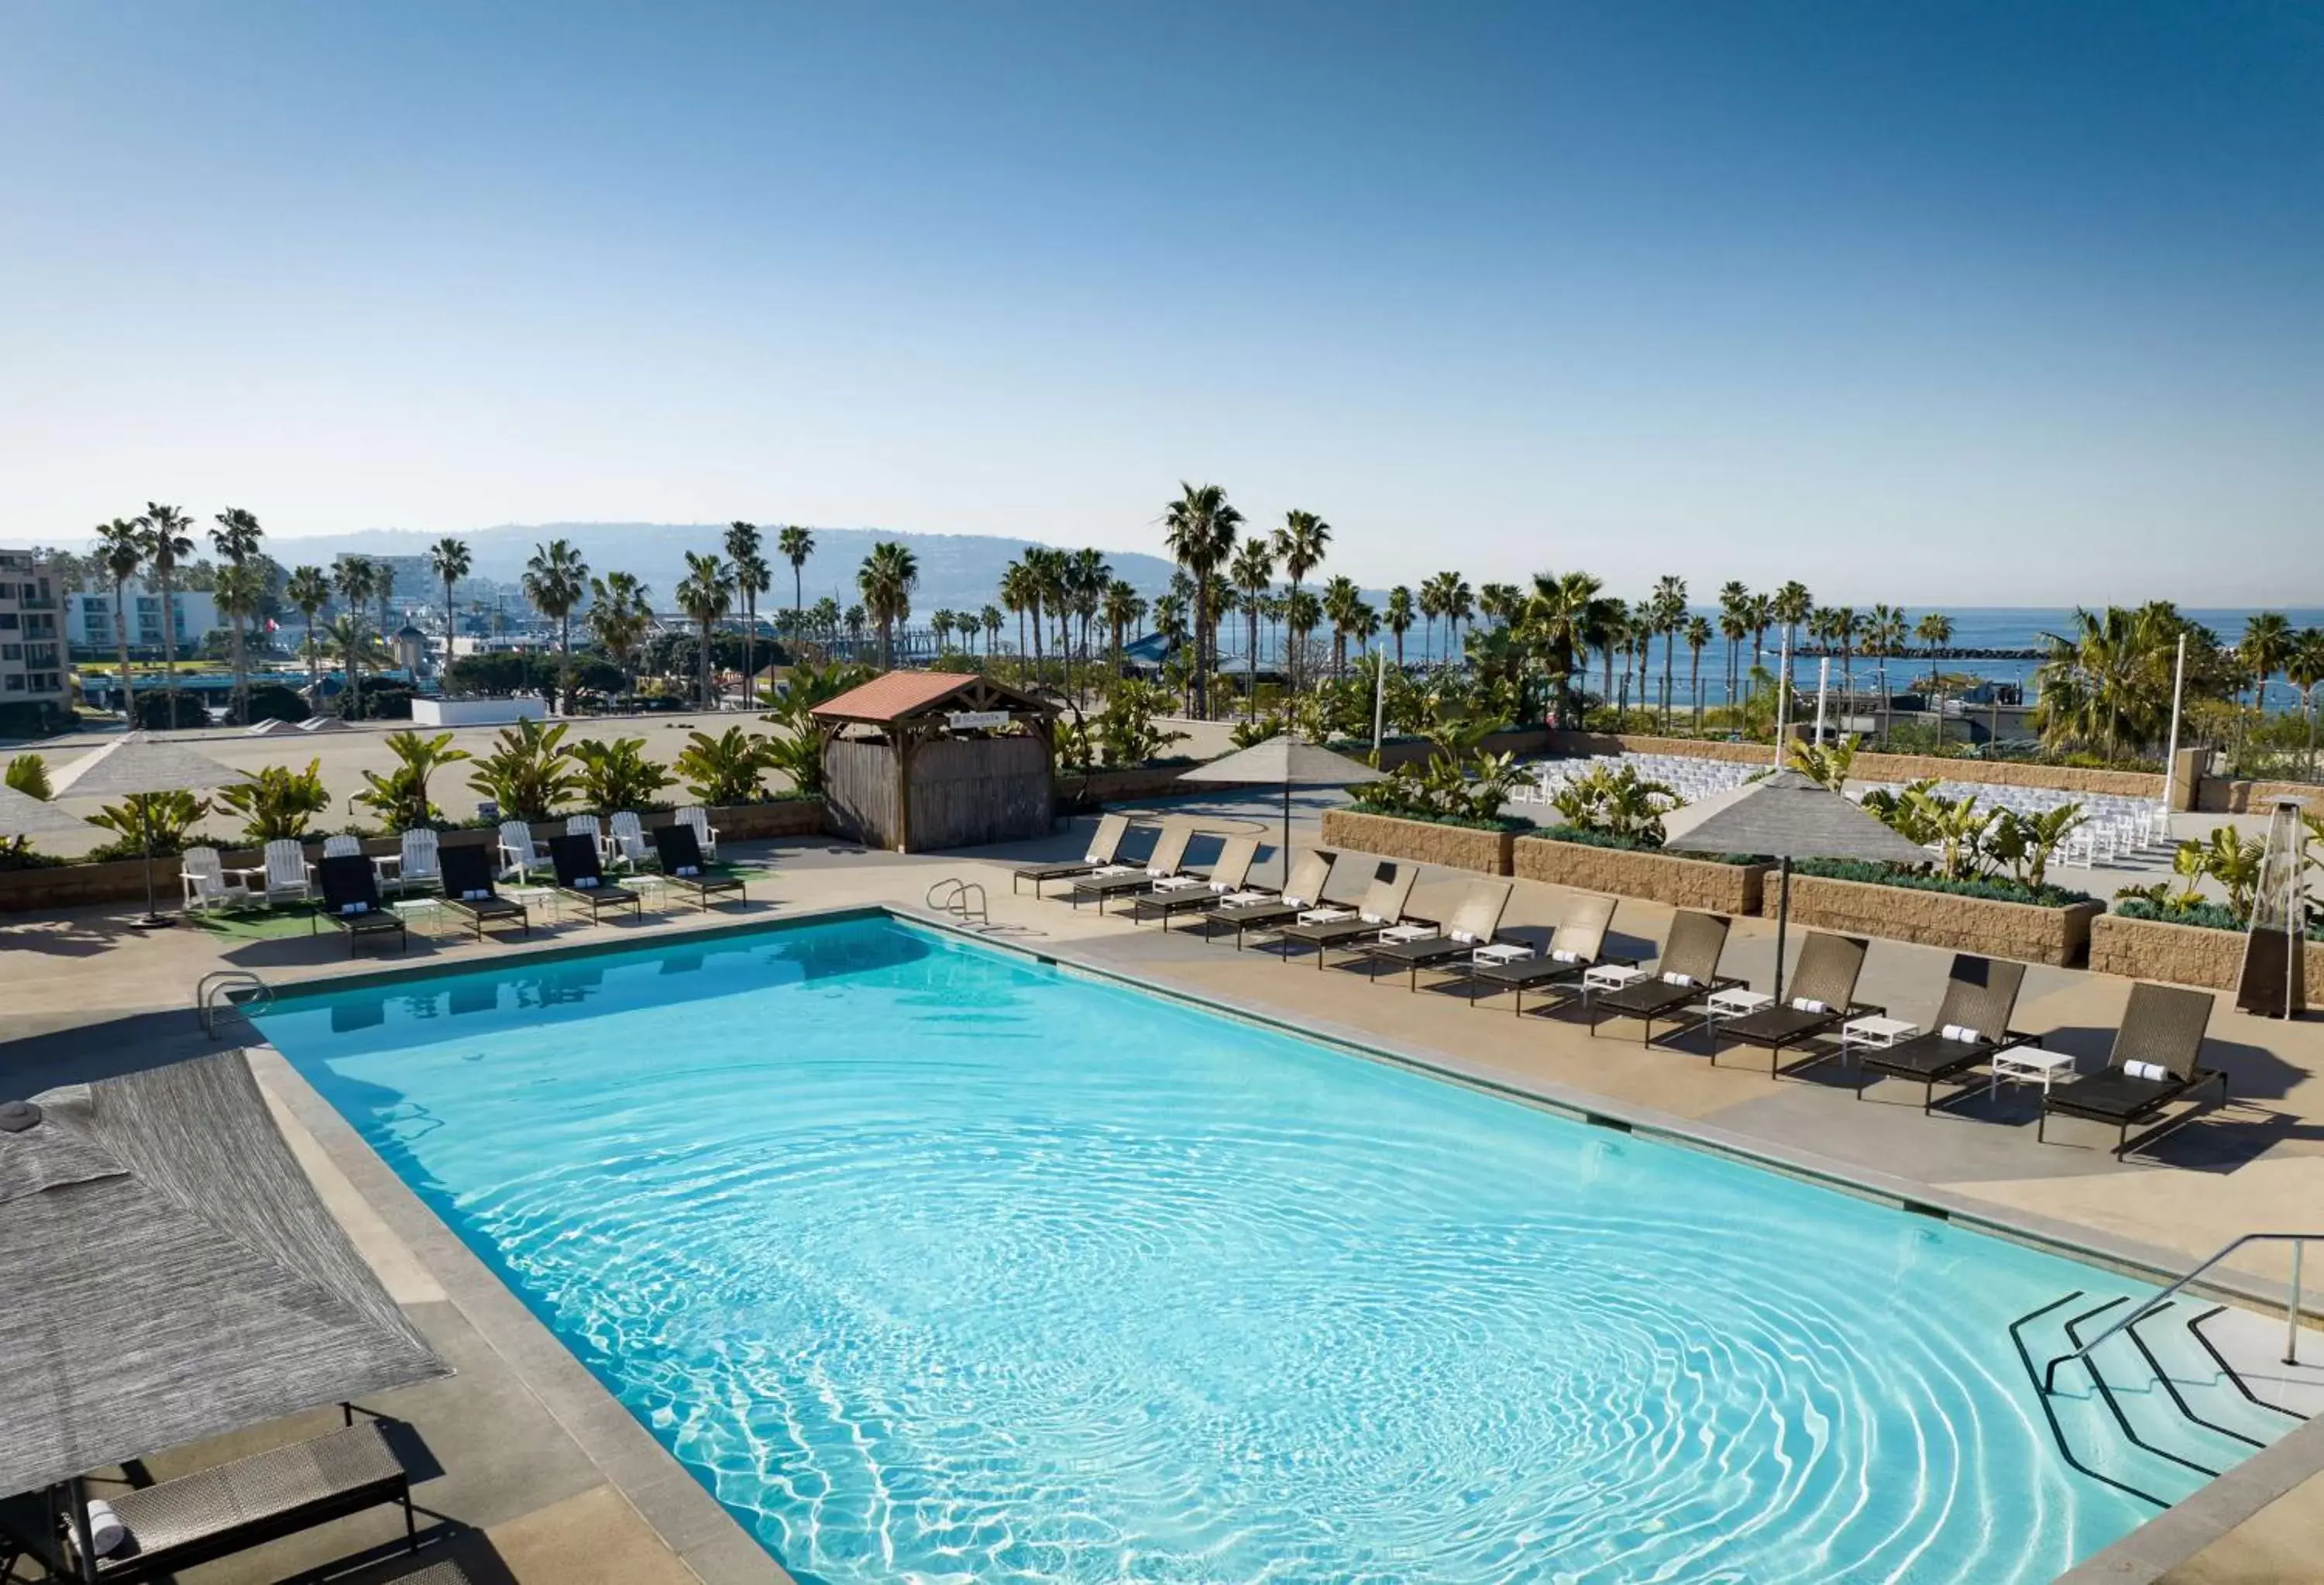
[565,813,607,865]
[548,833,642,924]
[1705,931,1879,1074]
[497,820,548,882]
[1014,813,1131,896]
[1458,892,1624,1014]
[48,1415,420,1583]
[607,810,654,873]
[438,843,530,941]
[321,833,363,860]
[1586,909,1742,1044]
[1271,865,1418,968]
[228,837,312,909]
[1853,955,2038,1112]
[1199,849,1348,947]
[651,822,748,910]
[311,854,407,955]
[1126,835,1259,927]
[1069,823,1192,913]
[2040,982,2226,1157]
[1356,879,1517,989]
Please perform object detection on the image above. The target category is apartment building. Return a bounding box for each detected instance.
[0,548,70,734]
[65,579,222,657]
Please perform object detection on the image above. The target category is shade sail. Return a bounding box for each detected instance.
[47,733,240,802]
[1662,769,1931,866]
[1177,736,1380,789]
[0,1053,451,1497]
[0,784,96,842]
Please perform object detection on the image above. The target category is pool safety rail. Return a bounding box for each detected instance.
[2048,1233,2319,1390]
[197,969,273,1037]
[925,878,991,928]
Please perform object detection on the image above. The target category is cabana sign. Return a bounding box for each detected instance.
[946,710,1011,732]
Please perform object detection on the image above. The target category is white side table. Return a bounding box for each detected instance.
[390,896,445,937]
[627,873,672,913]
[1840,1016,1920,1066]
[1705,987,1774,1019]
[1989,1045,2075,1097]
[1583,964,1648,995]
[1472,943,1533,968]
[504,884,558,923]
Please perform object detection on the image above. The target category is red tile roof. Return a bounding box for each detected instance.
[810,669,995,724]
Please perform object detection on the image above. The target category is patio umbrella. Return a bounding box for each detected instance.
[1661,768,1931,1001]
[0,1052,450,1539]
[48,733,241,929]
[1177,734,1381,882]
[0,784,98,844]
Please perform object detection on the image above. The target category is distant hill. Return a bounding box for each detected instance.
[260,523,1183,616]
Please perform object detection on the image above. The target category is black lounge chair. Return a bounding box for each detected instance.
[1014,813,1131,896]
[310,854,406,956]
[1586,910,1742,1044]
[1457,892,1624,1013]
[1197,848,1343,947]
[548,833,642,923]
[1069,824,1193,913]
[650,822,748,910]
[1854,955,2038,1112]
[1358,880,1516,989]
[438,843,530,941]
[2040,982,2226,1158]
[1126,836,1259,927]
[1272,865,1418,968]
[1705,931,1879,1074]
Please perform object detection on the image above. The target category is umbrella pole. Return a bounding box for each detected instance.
[1773,855,1791,1004]
[132,816,170,930]
[1281,779,1292,888]
[70,1475,98,1583]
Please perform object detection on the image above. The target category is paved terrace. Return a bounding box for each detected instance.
[2,797,2319,1583]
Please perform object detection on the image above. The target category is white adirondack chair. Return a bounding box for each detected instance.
[395,827,442,894]
[256,837,313,906]
[678,805,718,861]
[179,846,245,913]
[321,834,363,859]
[607,811,652,872]
[498,820,548,881]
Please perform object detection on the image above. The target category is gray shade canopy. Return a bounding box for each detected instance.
[47,732,241,802]
[1177,736,1379,789]
[0,1053,451,1498]
[0,783,97,842]
[1662,770,1931,865]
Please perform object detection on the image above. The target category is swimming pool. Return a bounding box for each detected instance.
[260,916,2221,1582]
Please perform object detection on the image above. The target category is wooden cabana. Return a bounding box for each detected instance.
[812,671,1059,852]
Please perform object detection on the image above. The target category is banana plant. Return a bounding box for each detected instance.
[1786,733,1858,792]
[2195,826,2265,918]
[215,760,333,844]
[356,730,472,832]
[672,726,775,807]
[1986,802,2086,892]
[571,736,672,812]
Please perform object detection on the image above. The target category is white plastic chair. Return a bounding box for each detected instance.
[321,834,363,859]
[498,820,548,881]
[256,837,314,906]
[679,805,718,861]
[397,827,442,894]
[607,811,652,872]
[179,846,244,913]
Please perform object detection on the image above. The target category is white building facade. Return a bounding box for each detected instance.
[66,580,222,655]
[0,548,70,732]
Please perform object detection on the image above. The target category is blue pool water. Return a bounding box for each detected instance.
[262,918,2182,1583]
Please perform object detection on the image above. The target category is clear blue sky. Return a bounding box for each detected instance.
[2,2,2317,604]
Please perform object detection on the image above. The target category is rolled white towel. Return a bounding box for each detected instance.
[2124,1059,2168,1082]
[1298,907,1356,924]
[1450,929,1478,944]
[676,865,700,878]
[339,901,368,916]
[1941,1023,1979,1044]
[1791,998,1828,1014]
[1660,971,1696,987]
[575,875,599,889]
[1550,948,1581,964]
[461,888,489,902]
[83,1499,125,1558]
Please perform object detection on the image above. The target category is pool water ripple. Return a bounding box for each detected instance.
[263,918,2181,1583]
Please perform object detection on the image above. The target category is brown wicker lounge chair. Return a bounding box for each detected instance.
[1014,813,1132,896]
[1126,836,1259,927]
[1271,865,1418,968]
[1456,892,1624,1013]
[1356,880,1516,989]
[1068,824,1192,913]
[1198,849,1347,947]
[1705,931,1878,1074]
[1586,910,1742,1044]
[1854,955,2039,1112]
[2040,983,2226,1157]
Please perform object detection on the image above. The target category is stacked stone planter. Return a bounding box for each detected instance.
[1511,837,1765,914]
[1765,872,2102,967]
[1321,808,1518,876]
[2089,911,2324,993]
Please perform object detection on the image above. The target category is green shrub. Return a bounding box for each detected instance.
[4,754,51,800]
[87,790,210,859]
[572,735,673,812]
[133,691,211,729]
[234,682,310,725]
[1787,856,2095,908]
[467,718,580,821]
[1529,825,1758,865]
[672,726,775,806]
[215,759,334,844]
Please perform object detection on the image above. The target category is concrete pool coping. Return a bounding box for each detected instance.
[240,899,2324,1585]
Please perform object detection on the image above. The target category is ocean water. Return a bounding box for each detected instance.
[260,919,2249,1583]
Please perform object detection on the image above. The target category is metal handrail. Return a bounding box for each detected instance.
[197,970,273,1037]
[924,878,990,927]
[2044,1233,2321,1391]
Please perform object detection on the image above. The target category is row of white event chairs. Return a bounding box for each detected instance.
[1508,752,1760,810]
[497,806,720,881]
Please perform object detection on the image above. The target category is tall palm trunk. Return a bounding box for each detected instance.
[699,620,713,709]
[229,614,246,724]
[112,577,136,720]
[304,614,319,701]
[1691,647,1704,731]
[159,568,178,726]
[1661,631,1674,730]
[559,614,572,715]
[1246,604,1260,716]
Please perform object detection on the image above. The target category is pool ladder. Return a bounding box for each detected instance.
[197,970,273,1037]
[926,878,991,928]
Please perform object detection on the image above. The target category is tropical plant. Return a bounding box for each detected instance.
[331,556,377,717]
[136,502,195,726]
[1384,585,1415,669]
[88,789,208,860]
[1089,679,1190,767]
[1786,733,1858,792]
[2030,603,2209,762]
[522,538,590,714]
[727,521,769,695]
[284,565,330,701]
[1269,508,1329,693]
[208,507,264,720]
[428,536,472,669]
[672,725,775,806]
[2185,825,2266,918]
[1164,484,1245,718]
[1859,779,1996,882]
[355,730,473,831]
[2238,611,2293,709]
[1548,762,1679,844]
[572,736,674,812]
[583,571,654,698]
[1985,803,2087,893]
[1229,537,1276,710]
[857,541,919,669]
[95,517,144,720]
[758,658,876,795]
[5,754,52,799]
[1683,614,1713,732]
[215,759,333,844]
[467,718,579,821]
[2285,627,2324,776]
[779,525,816,617]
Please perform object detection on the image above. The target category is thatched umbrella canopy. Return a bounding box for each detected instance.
[48,734,242,927]
[0,784,98,844]
[1662,769,1930,999]
[1178,735,1380,878]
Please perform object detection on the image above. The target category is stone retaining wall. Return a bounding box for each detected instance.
[2089,911,2324,994]
[1546,731,2167,800]
[1320,808,1517,876]
[1511,837,1765,914]
[2195,777,2319,814]
[1764,871,2102,967]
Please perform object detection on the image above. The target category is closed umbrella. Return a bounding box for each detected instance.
[1178,734,1380,884]
[49,733,242,929]
[1662,768,1930,1001]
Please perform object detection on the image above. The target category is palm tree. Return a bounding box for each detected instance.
[1384,586,1415,670]
[95,517,143,720]
[775,525,816,621]
[2031,606,2184,762]
[207,507,263,722]
[1417,577,1443,669]
[373,559,397,638]
[212,563,266,722]
[2286,628,2324,776]
[1284,588,1322,691]
[324,614,383,713]
[2239,611,2293,710]
[676,552,734,708]
[1747,592,1776,710]
[857,542,920,669]
[428,536,472,678]
[1586,595,1627,713]
[999,560,1033,677]
[1322,575,1365,682]
[1916,607,1956,747]
[1229,538,1277,712]
[1162,483,1243,719]
[521,539,590,715]
[285,566,330,703]
[586,572,654,700]
[1102,581,1143,668]
[331,557,377,717]
[1651,574,1687,728]
[980,603,1004,663]
[1439,574,1474,669]
[1865,603,1908,741]
[844,604,866,652]
[136,503,194,725]
[1523,570,1600,726]
[1717,582,1750,713]
[1269,510,1330,696]
[1684,615,1713,732]
[1771,580,1813,727]
[726,521,766,695]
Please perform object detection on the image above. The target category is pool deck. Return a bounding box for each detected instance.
[4,812,2322,1583]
